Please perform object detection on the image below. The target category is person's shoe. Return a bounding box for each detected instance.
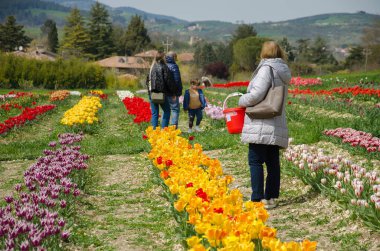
[263,199,278,209]
[188,128,193,133]
[194,126,202,132]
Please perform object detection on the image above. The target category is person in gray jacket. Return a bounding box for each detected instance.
[238,41,291,209]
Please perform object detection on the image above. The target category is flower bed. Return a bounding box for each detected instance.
[0,105,56,135]
[116,90,134,100]
[122,97,151,124]
[324,128,380,152]
[146,126,317,250]
[289,86,380,98]
[212,77,323,88]
[0,91,34,102]
[284,144,380,230]
[212,81,249,88]
[61,96,102,126]
[69,91,81,96]
[0,133,89,250]
[49,90,70,101]
[89,90,108,100]
[290,77,322,86]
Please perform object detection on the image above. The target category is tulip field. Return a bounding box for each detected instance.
[0,71,379,250]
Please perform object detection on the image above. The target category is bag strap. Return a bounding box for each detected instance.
[148,63,154,91]
[266,65,287,86]
[251,63,287,86]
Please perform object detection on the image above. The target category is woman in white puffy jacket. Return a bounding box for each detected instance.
[238,41,291,209]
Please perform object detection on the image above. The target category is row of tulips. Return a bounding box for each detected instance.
[1,103,24,112]
[61,96,102,126]
[212,81,249,88]
[289,86,380,98]
[49,90,70,102]
[0,105,56,135]
[0,94,39,112]
[211,77,323,88]
[89,90,108,100]
[116,90,134,101]
[324,128,380,152]
[0,91,34,102]
[284,144,380,230]
[0,133,89,250]
[289,77,322,86]
[146,126,317,251]
[122,96,151,123]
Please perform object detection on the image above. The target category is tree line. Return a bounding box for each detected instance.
[193,21,380,78]
[0,2,152,60]
[1,1,379,84]
[0,53,105,89]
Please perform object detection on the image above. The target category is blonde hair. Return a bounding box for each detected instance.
[260,41,286,60]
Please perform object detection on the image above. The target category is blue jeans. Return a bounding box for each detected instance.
[169,96,180,128]
[188,108,203,128]
[248,143,280,202]
[150,95,171,129]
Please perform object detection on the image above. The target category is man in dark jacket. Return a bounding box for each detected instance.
[165,51,183,128]
[147,52,177,129]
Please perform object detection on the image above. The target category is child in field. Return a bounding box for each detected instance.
[183,79,207,133]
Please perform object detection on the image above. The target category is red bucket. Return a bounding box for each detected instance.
[223,93,245,134]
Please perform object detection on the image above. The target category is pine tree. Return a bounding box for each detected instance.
[231,24,257,44]
[310,36,336,64]
[345,46,364,68]
[61,8,90,57]
[295,39,311,62]
[88,2,114,59]
[124,15,151,56]
[41,19,59,53]
[112,24,126,55]
[194,43,217,68]
[0,16,32,52]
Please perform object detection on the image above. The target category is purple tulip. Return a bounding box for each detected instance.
[61,231,70,240]
[20,240,30,251]
[58,218,65,227]
[60,200,67,208]
[48,141,57,148]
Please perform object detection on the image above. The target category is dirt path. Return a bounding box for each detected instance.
[206,149,380,251]
[67,154,183,251]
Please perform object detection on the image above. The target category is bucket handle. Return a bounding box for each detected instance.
[223,92,244,110]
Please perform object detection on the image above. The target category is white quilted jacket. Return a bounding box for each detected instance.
[238,58,291,148]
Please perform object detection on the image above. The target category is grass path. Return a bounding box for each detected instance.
[0,159,34,201]
[67,154,183,251]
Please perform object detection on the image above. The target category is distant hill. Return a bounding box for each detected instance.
[1,0,379,47]
[254,12,380,46]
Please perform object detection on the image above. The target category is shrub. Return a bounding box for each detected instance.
[290,63,315,76]
[204,61,229,79]
[0,53,106,89]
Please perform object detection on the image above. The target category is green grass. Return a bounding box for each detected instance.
[66,155,181,250]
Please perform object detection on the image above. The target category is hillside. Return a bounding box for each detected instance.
[1,0,379,47]
[255,12,380,46]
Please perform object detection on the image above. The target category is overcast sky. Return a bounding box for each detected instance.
[98,0,380,23]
